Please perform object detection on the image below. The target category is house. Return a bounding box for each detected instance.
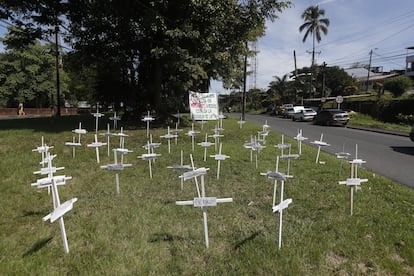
[345,67,399,90]
[405,46,414,78]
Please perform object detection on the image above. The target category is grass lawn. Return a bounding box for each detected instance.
[349,112,411,133]
[0,114,413,274]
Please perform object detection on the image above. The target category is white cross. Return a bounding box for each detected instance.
[87,134,107,163]
[109,112,121,130]
[142,111,155,137]
[210,143,230,180]
[65,136,81,158]
[91,106,104,133]
[294,129,308,155]
[100,123,116,157]
[198,133,215,161]
[311,133,330,164]
[271,164,292,249]
[139,140,161,178]
[280,146,299,178]
[34,152,77,254]
[101,148,132,194]
[170,122,183,145]
[274,135,291,157]
[261,156,286,207]
[187,123,200,151]
[32,136,54,166]
[167,150,192,190]
[176,163,232,248]
[160,126,178,154]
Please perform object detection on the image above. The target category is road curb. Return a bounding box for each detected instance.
[347,125,409,137]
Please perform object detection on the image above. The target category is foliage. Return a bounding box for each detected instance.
[0,0,293,113]
[383,75,413,97]
[0,39,69,108]
[314,65,354,97]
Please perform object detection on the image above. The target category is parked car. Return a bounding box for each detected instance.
[292,108,317,121]
[313,109,350,126]
[410,124,414,142]
[284,106,305,118]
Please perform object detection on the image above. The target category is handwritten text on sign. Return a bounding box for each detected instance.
[193,197,217,207]
[189,92,219,120]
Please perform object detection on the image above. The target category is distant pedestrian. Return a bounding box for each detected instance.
[18,102,25,115]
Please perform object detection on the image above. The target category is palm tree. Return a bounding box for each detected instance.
[269,74,289,103]
[299,5,329,96]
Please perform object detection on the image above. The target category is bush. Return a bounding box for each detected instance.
[383,75,413,97]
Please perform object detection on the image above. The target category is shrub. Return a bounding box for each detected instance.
[383,75,413,97]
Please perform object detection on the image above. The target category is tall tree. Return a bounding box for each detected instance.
[299,5,329,97]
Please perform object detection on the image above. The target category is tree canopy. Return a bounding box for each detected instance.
[0,0,292,114]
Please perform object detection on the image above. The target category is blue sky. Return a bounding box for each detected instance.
[210,0,414,93]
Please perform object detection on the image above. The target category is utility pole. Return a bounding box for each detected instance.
[54,24,61,116]
[241,41,248,120]
[366,48,377,92]
[322,62,327,98]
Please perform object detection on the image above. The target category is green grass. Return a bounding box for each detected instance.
[349,112,411,133]
[0,114,413,274]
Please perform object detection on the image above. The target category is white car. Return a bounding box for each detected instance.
[292,108,317,121]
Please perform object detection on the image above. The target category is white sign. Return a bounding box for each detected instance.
[194,197,217,207]
[336,95,344,104]
[189,91,219,120]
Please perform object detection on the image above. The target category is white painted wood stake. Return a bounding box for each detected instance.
[139,140,161,178]
[87,134,107,163]
[109,112,121,130]
[275,135,291,157]
[176,166,232,248]
[142,111,155,137]
[237,116,245,129]
[198,133,214,162]
[167,150,192,190]
[160,126,178,154]
[91,106,104,133]
[311,133,330,164]
[260,156,287,207]
[100,148,133,195]
[100,123,116,157]
[171,122,183,145]
[294,129,308,155]
[210,143,230,180]
[187,123,200,151]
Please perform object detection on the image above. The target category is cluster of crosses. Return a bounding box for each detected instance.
[29,107,370,253]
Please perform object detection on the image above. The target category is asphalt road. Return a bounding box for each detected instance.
[238,113,414,190]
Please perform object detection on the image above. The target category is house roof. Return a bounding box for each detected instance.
[345,67,399,82]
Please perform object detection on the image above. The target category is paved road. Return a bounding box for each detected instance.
[240,113,414,189]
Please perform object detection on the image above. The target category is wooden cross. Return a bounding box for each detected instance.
[198,133,215,161]
[176,162,232,248]
[160,126,178,154]
[339,144,367,215]
[87,134,107,163]
[139,140,161,178]
[275,134,291,157]
[100,123,116,157]
[142,111,155,137]
[187,123,200,151]
[237,116,245,129]
[101,148,133,194]
[170,122,183,145]
[293,129,308,155]
[261,156,287,207]
[310,133,330,164]
[91,106,104,133]
[210,143,230,180]
[271,162,292,249]
[109,112,121,130]
[167,150,192,190]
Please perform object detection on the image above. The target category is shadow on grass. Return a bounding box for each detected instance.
[148,232,184,243]
[22,237,53,257]
[21,210,46,217]
[0,113,181,133]
[233,230,262,251]
[390,146,414,156]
